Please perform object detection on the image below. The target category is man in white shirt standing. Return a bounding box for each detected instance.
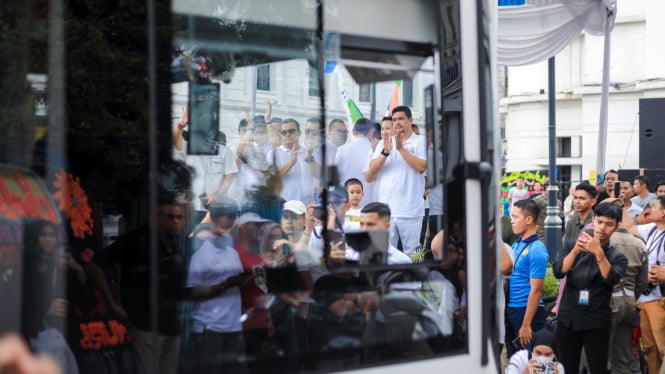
[326,118,347,165]
[365,106,427,258]
[632,175,656,209]
[268,119,316,203]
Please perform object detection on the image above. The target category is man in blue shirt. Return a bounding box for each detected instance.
[506,199,549,358]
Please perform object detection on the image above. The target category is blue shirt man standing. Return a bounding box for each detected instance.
[506,198,549,358]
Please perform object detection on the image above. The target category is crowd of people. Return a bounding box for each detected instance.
[504,170,665,374]
[162,104,465,372]
[16,98,665,374]
[10,104,472,374]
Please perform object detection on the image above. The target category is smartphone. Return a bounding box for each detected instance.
[584,228,594,237]
[511,336,522,350]
[614,181,621,198]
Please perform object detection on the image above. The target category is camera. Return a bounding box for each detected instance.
[529,361,555,374]
[544,362,555,374]
[313,204,326,221]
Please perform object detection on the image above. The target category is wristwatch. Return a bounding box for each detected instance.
[304,155,314,163]
[380,149,390,157]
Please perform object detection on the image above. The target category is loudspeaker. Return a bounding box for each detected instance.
[640,98,665,169]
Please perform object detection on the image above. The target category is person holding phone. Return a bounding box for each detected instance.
[505,329,564,374]
[594,169,620,207]
[553,202,627,374]
[186,199,253,373]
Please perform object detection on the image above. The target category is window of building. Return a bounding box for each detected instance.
[557,136,572,158]
[257,64,271,91]
[308,67,319,97]
[358,83,371,102]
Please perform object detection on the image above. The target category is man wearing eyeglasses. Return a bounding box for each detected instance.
[326,119,348,162]
[268,119,312,203]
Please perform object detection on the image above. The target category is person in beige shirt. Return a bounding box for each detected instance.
[607,201,648,374]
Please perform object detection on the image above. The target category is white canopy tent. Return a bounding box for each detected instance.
[497,0,617,174]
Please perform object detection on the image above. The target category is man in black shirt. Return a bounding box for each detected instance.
[92,195,187,374]
[553,202,628,374]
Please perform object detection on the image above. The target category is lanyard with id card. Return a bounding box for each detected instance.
[578,289,590,305]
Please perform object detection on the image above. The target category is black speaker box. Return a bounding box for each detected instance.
[640,98,665,169]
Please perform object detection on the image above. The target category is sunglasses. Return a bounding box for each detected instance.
[305,129,322,136]
[280,129,297,136]
[163,214,184,220]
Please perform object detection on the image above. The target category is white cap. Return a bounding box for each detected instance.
[283,200,306,215]
[235,212,271,226]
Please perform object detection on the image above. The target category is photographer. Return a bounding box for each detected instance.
[505,329,563,374]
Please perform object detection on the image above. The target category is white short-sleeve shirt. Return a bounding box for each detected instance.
[367,134,427,217]
[187,238,244,333]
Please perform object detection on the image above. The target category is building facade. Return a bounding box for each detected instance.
[500,0,665,184]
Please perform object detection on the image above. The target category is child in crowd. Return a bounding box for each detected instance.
[343,178,364,231]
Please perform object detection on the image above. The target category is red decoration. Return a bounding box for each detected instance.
[52,170,93,238]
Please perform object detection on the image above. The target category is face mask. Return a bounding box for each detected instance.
[534,354,554,366]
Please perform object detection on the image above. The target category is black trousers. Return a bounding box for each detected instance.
[556,323,610,374]
[190,330,248,374]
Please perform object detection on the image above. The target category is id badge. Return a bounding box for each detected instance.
[578,289,590,305]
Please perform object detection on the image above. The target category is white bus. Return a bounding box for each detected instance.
[0,0,502,373]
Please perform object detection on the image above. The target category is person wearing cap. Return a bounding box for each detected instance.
[553,202,627,374]
[364,106,427,258]
[335,118,376,206]
[190,196,238,251]
[232,212,274,372]
[505,329,564,374]
[602,197,648,374]
[278,200,311,250]
[186,199,252,373]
